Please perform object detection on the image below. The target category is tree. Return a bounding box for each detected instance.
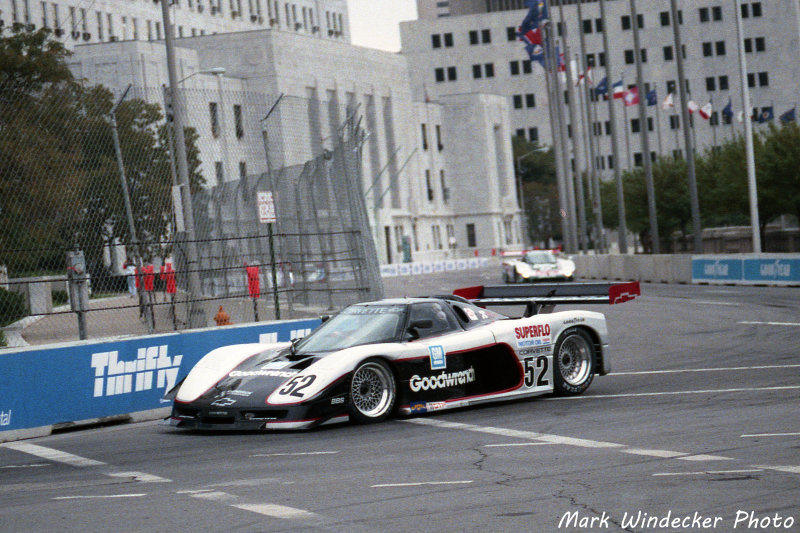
[513,136,560,246]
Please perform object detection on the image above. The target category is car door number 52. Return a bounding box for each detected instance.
[278,375,316,397]
[524,356,549,387]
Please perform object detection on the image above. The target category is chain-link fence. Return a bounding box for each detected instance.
[0,78,382,347]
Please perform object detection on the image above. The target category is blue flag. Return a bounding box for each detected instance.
[722,99,734,119]
[525,44,546,66]
[758,107,774,123]
[518,1,549,36]
[594,77,608,96]
[518,0,549,70]
[646,89,657,106]
[779,108,796,123]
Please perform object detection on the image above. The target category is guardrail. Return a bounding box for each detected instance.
[573,254,800,286]
[0,318,320,442]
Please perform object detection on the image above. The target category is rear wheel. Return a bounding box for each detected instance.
[348,358,396,423]
[553,327,595,395]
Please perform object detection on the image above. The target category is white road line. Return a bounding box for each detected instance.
[753,465,800,475]
[0,442,106,467]
[372,481,474,488]
[106,472,172,483]
[612,364,800,376]
[741,432,800,437]
[233,503,318,519]
[739,321,800,327]
[483,442,550,448]
[250,451,339,457]
[546,385,800,400]
[653,469,762,477]
[0,463,50,469]
[52,494,147,500]
[695,301,739,306]
[403,419,733,463]
[185,490,238,503]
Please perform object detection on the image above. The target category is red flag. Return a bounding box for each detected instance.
[245,264,260,299]
[623,86,639,107]
[698,102,713,119]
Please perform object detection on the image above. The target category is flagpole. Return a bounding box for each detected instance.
[711,97,718,149]
[542,24,570,252]
[552,37,578,253]
[622,100,632,169]
[655,99,664,155]
[734,0,761,253]
[599,0,627,254]
[556,2,587,253]
[630,0,659,253]
[576,0,605,253]
[671,0,703,253]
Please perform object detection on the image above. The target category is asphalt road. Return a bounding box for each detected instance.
[1,270,799,532]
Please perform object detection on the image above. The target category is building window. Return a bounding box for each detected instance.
[233,104,244,138]
[481,29,490,43]
[634,152,643,167]
[525,93,535,108]
[239,161,247,179]
[209,102,219,138]
[666,80,676,94]
[469,30,478,45]
[699,7,709,22]
[426,170,434,202]
[741,3,749,18]
[621,15,631,30]
[436,125,443,151]
[712,6,722,20]
[443,32,453,47]
[706,77,716,91]
[582,19,592,34]
[432,34,441,48]
[631,118,640,133]
[434,68,445,82]
[513,95,523,109]
[715,41,726,55]
[528,127,538,143]
[663,45,674,61]
[752,2,762,17]
[624,49,634,64]
[466,223,476,248]
[483,63,494,78]
[669,115,680,129]
[472,64,482,79]
[660,11,670,26]
[516,128,525,138]
[510,60,520,76]
[506,26,516,41]
[758,71,769,86]
[595,18,603,32]
[719,75,729,91]
[702,42,713,57]
[447,66,457,81]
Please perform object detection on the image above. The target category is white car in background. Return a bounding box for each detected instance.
[502,250,576,283]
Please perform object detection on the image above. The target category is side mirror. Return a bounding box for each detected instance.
[407,318,433,340]
[320,314,331,323]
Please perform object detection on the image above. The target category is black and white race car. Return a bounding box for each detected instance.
[502,250,576,283]
[166,282,639,431]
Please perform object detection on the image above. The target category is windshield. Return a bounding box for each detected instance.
[524,251,557,265]
[295,304,407,353]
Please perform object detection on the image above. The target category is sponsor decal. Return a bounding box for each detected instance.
[409,367,476,392]
[425,401,447,411]
[409,402,427,413]
[464,308,478,321]
[224,390,253,397]
[0,410,11,427]
[90,345,182,398]
[519,346,550,357]
[563,317,585,325]
[229,369,299,378]
[330,396,345,405]
[210,397,237,407]
[208,411,229,416]
[347,305,404,315]
[514,324,551,348]
[429,345,446,370]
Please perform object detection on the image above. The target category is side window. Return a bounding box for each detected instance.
[407,302,458,339]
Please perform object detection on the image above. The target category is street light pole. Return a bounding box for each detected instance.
[160,0,206,328]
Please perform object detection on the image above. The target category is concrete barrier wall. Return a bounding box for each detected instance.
[574,254,799,285]
[0,318,320,442]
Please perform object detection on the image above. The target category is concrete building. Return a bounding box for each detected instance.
[50,5,523,263]
[405,0,800,173]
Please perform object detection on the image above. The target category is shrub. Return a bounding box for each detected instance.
[0,288,28,327]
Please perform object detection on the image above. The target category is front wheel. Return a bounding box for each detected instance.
[348,358,396,423]
[553,327,595,395]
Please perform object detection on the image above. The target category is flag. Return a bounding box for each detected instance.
[646,89,657,106]
[519,26,542,46]
[557,49,566,72]
[699,102,712,120]
[594,77,608,96]
[612,80,625,99]
[576,66,593,86]
[623,86,639,106]
[687,100,699,114]
[779,108,796,123]
[525,43,546,66]
[518,0,548,38]
[758,107,774,123]
[722,99,734,120]
[662,92,674,110]
[736,111,745,123]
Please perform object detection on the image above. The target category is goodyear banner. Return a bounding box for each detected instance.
[692,255,800,285]
[0,319,319,436]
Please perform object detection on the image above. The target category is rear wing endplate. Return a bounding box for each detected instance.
[453,281,640,316]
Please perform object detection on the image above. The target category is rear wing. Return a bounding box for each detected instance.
[453,281,640,316]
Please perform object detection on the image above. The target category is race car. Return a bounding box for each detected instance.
[165,281,639,431]
[502,249,576,283]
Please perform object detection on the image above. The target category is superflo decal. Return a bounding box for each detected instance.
[515,324,551,348]
[409,367,476,392]
[90,345,182,397]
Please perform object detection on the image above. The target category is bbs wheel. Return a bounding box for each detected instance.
[553,327,595,395]
[348,358,396,423]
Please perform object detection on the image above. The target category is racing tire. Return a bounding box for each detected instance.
[553,327,595,395]
[348,358,397,424]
